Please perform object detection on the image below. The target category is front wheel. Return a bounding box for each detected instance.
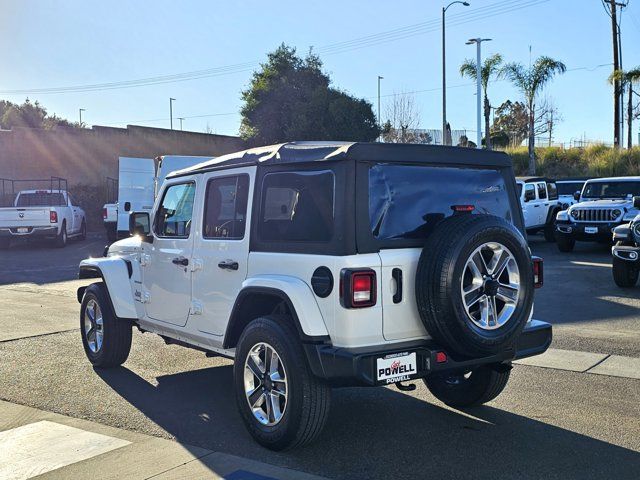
[612,256,639,288]
[80,283,132,367]
[543,220,556,242]
[424,365,510,408]
[234,316,331,451]
[556,234,575,252]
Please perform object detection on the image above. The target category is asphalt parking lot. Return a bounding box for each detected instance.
[1,233,639,479]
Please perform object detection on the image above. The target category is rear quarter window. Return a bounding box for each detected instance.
[368,164,514,240]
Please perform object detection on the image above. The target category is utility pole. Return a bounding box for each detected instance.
[169,98,176,130]
[442,1,470,146]
[466,38,491,149]
[178,117,184,131]
[79,108,85,126]
[377,76,383,141]
[610,0,621,147]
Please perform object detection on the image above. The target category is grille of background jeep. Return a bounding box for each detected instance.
[572,208,618,222]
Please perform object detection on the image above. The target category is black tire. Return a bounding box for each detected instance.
[106,224,117,243]
[612,256,639,288]
[425,365,511,408]
[0,238,9,250]
[415,214,534,356]
[79,220,87,241]
[543,218,556,242]
[556,234,575,252]
[80,282,132,368]
[55,222,67,248]
[234,316,331,451]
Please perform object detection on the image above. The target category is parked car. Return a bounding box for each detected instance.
[555,178,588,209]
[516,176,561,241]
[555,176,640,252]
[0,188,86,248]
[77,142,551,450]
[610,196,640,287]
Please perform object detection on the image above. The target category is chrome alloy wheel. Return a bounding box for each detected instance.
[84,299,104,353]
[243,342,288,426]
[461,242,520,330]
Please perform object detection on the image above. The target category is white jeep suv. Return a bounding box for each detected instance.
[77,142,551,450]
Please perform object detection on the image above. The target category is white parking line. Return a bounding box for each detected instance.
[0,420,130,480]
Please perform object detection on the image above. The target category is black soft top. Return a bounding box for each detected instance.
[167,141,513,178]
[516,176,553,183]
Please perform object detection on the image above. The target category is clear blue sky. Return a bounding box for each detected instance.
[1,0,639,144]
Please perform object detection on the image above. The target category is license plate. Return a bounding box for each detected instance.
[376,352,417,384]
[17,227,28,233]
[585,226,598,234]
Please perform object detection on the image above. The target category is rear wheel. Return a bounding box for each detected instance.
[425,365,511,407]
[80,283,132,367]
[79,220,87,241]
[556,234,575,252]
[612,256,639,288]
[543,219,556,242]
[54,222,67,248]
[234,316,331,450]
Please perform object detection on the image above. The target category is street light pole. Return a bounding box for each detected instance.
[169,98,176,130]
[442,1,470,146]
[466,38,491,149]
[377,76,383,141]
[79,108,85,126]
[178,117,185,131]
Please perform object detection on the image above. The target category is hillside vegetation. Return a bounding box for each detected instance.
[506,145,640,178]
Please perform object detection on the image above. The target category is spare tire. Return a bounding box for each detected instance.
[415,214,534,356]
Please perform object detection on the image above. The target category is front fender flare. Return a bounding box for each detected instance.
[233,275,330,338]
[78,257,137,319]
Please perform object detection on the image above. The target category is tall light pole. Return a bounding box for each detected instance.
[178,117,185,131]
[169,98,176,130]
[466,38,491,149]
[442,1,470,146]
[377,75,383,142]
[79,108,85,126]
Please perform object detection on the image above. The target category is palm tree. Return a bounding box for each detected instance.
[460,53,503,150]
[609,68,640,149]
[501,56,566,174]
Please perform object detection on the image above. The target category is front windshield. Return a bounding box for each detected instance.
[556,182,584,196]
[581,181,640,199]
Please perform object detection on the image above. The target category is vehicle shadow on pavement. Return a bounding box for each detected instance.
[96,365,640,480]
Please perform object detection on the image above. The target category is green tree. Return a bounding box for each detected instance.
[240,44,379,144]
[609,68,640,149]
[501,56,566,174]
[491,100,529,147]
[0,98,81,130]
[459,53,503,150]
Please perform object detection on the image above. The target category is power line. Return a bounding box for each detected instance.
[0,0,549,96]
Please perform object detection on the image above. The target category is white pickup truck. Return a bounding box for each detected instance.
[0,189,86,249]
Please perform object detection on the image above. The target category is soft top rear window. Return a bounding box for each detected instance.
[368,164,513,240]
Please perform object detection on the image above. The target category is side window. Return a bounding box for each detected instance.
[203,175,249,239]
[155,182,196,238]
[537,182,547,200]
[547,182,558,200]
[259,170,334,242]
[524,184,535,201]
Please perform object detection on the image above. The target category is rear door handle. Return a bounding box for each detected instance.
[392,268,403,304]
[218,260,239,271]
[172,257,189,266]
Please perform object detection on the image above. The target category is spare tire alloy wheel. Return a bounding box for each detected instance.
[244,342,288,426]
[84,299,104,353]
[462,242,520,330]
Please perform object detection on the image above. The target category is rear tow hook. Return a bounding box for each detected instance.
[394,381,416,392]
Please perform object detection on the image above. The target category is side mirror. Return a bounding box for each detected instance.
[124,201,131,212]
[633,196,640,209]
[129,211,151,238]
[573,191,581,201]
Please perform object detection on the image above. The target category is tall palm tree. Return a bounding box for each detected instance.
[501,56,566,174]
[609,68,640,149]
[460,53,503,150]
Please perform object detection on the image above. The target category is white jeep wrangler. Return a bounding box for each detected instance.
[77,142,551,450]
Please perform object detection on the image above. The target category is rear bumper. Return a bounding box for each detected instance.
[304,320,552,387]
[0,226,57,238]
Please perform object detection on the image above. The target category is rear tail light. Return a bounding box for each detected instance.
[435,351,448,363]
[452,204,475,213]
[50,211,58,223]
[340,269,377,308]
[102,208,108,220]
[532,256,543,288]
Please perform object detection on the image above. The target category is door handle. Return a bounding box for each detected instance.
[392,268,403,304]
[172,257,189,266]
[218,260,239,271]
